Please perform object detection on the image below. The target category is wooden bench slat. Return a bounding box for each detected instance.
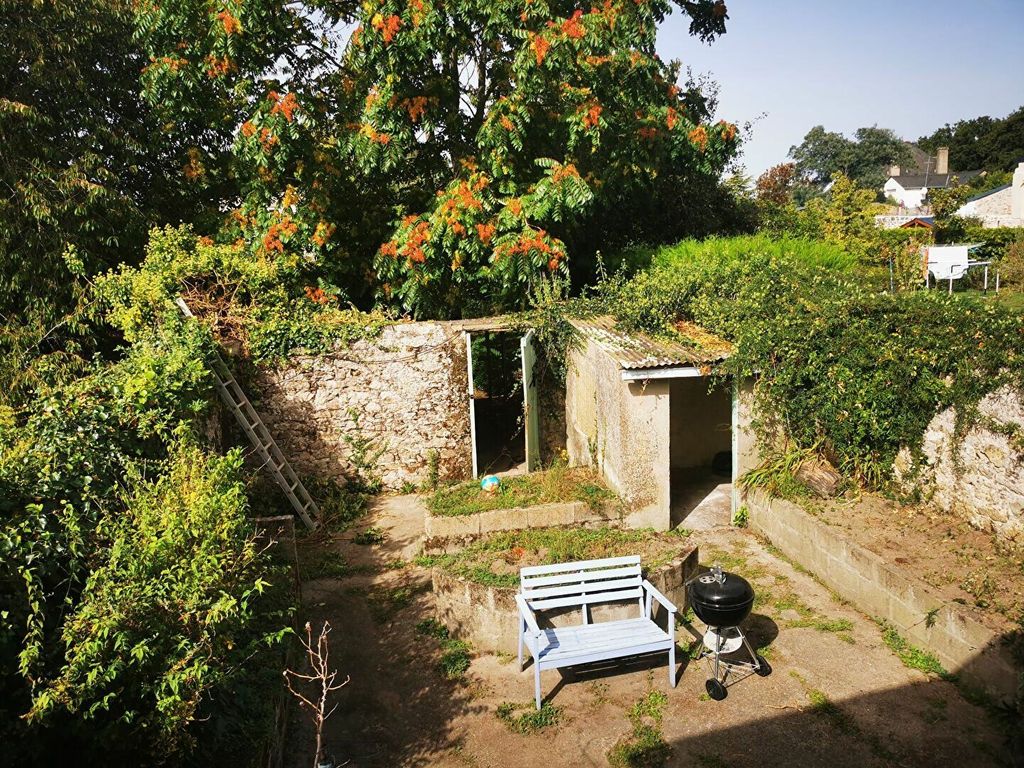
[519,555,640,577]
[537,638,674,671]
[531,618,667,650]
[527,586,643,611]
[523,618,669,659]
[522,576,643,601]
[521,565,642,589]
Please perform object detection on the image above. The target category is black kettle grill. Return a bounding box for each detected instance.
[687,565,771,700]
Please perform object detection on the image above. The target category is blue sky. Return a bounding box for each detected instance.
[656,0,1024,177]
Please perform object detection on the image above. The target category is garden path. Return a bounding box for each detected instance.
[284,494,1013,767]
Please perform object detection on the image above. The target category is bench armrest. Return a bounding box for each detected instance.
[642,580,677,613]
[515,593,542,634]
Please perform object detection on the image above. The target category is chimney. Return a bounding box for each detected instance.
[889,164,901,177]
[936,147,949,175]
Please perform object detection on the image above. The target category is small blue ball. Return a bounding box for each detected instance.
[480,474,501,493]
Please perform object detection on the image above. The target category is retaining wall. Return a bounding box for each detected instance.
[746,490,1021,706]
[423,501,623,552]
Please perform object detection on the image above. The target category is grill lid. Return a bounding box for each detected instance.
[688,569,755,610]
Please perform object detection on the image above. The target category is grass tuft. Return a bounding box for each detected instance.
[607,690,672,768]
[878,621,953,679]
[496,701,563,734]
[427,464,616,517]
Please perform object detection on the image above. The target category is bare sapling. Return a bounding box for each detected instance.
[284,621,350,768]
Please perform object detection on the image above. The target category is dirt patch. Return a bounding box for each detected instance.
[281,494,1014,768]
[802,493,1024,635]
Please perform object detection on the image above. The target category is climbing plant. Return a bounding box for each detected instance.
[595,239,1024,486]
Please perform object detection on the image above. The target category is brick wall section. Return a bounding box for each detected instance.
[747,490,1020,706]
[896,385,1024,542]
[433,546,699,655]
[249,322,472,491]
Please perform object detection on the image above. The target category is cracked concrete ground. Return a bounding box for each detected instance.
[284,494,1015,768]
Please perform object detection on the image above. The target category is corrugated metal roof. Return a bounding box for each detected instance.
[572,316,733,371]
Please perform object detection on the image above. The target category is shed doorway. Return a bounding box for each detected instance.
[465,330,540,477]
[669,375,734,529]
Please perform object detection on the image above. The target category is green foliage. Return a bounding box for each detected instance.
[27,443,289,751]
[731,505,749,528]
[134,0,740,318]
[997,239,1024,287]
[739,443,815,500]
[496,700,563,734]
[0,0,227,328]
[340,408,387,493]
[427,465,615,517]
[608,690,671,768]
[647,233,859,272]
[789,125,912,192]
[353,526,386,546]
[961,225,1024,268]
[597,238,1024,487]
[878,622,952,679]
[918,106,1024,173]
[97,225,390,361]
[414,619,473,680]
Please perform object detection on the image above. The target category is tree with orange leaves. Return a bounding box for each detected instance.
[135,0,739,317]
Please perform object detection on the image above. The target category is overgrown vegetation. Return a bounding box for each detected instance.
[593,238,1024,487]
[878,622,952,679]
[427,463,617,517]
[416,527,691,588]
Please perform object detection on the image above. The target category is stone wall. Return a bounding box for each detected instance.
[249,321,472,490]
[896,385,1024,541]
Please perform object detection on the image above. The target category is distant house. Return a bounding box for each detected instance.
[955,162,1024,228]
[882,146,982,210]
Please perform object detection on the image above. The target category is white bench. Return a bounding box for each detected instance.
[516,555,677,709]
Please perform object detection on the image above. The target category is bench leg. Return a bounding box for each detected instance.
[534,662,542,710]
[668,640,676,688]
[518,617,525,671]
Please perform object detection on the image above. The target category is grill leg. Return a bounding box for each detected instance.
[739,627,759,671]
[713,627,722,683]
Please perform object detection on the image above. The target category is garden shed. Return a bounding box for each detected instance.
[565,317,758,531]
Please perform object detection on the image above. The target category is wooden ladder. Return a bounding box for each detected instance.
[175,298,320,531]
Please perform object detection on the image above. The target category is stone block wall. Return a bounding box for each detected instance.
[896,385,1024,541]
[746,491,1020,706]
[249,321,472,490]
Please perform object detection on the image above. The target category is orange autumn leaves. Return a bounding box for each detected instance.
[371,12,402,43]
